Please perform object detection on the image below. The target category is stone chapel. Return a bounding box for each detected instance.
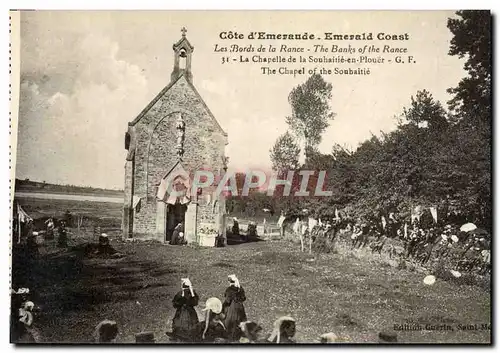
[122,28,228,246]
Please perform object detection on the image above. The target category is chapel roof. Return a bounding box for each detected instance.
[128,72,227,138]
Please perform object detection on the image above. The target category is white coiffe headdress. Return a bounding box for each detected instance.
[228,274,240,288]
[181,278,194,297]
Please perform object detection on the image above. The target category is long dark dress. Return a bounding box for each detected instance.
[171,289,200,342]
[222,286,247,341]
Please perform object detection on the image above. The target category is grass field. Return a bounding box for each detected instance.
[14,179,123,197]
[14,197,123,230]
[12,199,491,344]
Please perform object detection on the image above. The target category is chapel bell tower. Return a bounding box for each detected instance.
[171,27,194,83]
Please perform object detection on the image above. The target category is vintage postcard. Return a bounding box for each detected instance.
[9,10,491,344]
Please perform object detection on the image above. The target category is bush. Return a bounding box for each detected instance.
[433,260,454,281]
[397,258,407,270]
[312,236,337,254]
[432,259,491,288]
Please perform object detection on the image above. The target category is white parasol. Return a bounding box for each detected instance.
[460,223,477,232]
[423,275,436,285]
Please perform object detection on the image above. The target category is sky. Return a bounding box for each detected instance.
[13,10,466,189]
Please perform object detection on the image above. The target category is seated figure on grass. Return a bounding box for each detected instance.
[239,321,266,343]
[170,222,187,246]
[247,222,257,238]
[200,297,227,342]
[232,218,240,236]
[267,316,296,344]
[93,320,118,343]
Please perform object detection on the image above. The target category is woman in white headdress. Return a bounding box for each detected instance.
[267,316,296,343]
[170,222,184,245]
[93,320,118,343]
[222,274,247,341]
[171,278,200,342]
[239,321,265,343]
[199,297,226,342]
[16,300,42,343]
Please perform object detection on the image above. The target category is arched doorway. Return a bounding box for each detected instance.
[166,203,187,242]
[155,163,193,243]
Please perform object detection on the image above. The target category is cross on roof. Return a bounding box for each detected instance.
[181,27,187,37]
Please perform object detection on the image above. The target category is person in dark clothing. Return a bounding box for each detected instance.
[11,289,27,342]
[239,321,266,343]
[247,222,257,239]
[215,234,225,247]
[63,210,73,227]
[170,222,184,245]
[93,320,118,343]
[14,299,41,343]
[177,232,187,246]
[57,221,68,248]
[222,275,247,341]
[26,232,39,259]
[23,220,34,245]
[170,278,200,342]
[45,218,55,240]
[232,218,240,236]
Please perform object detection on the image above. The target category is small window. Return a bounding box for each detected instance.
[125,132,131,150]
[179,49,187,69]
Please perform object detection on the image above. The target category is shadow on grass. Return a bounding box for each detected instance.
[211,261,234,268]
[11,242,174,327]
[226,236,265,246]
[336,312,364,329]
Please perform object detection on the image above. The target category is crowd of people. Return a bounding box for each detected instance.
[10,275,302,344]
[281,210,491,275]
[10,205,488,344]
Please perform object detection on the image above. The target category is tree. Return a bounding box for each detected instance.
[447,10,491,123]
[402,90,448,130]
[446,10,492,229]
[269,131,300,173]
[285,74,335,160]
